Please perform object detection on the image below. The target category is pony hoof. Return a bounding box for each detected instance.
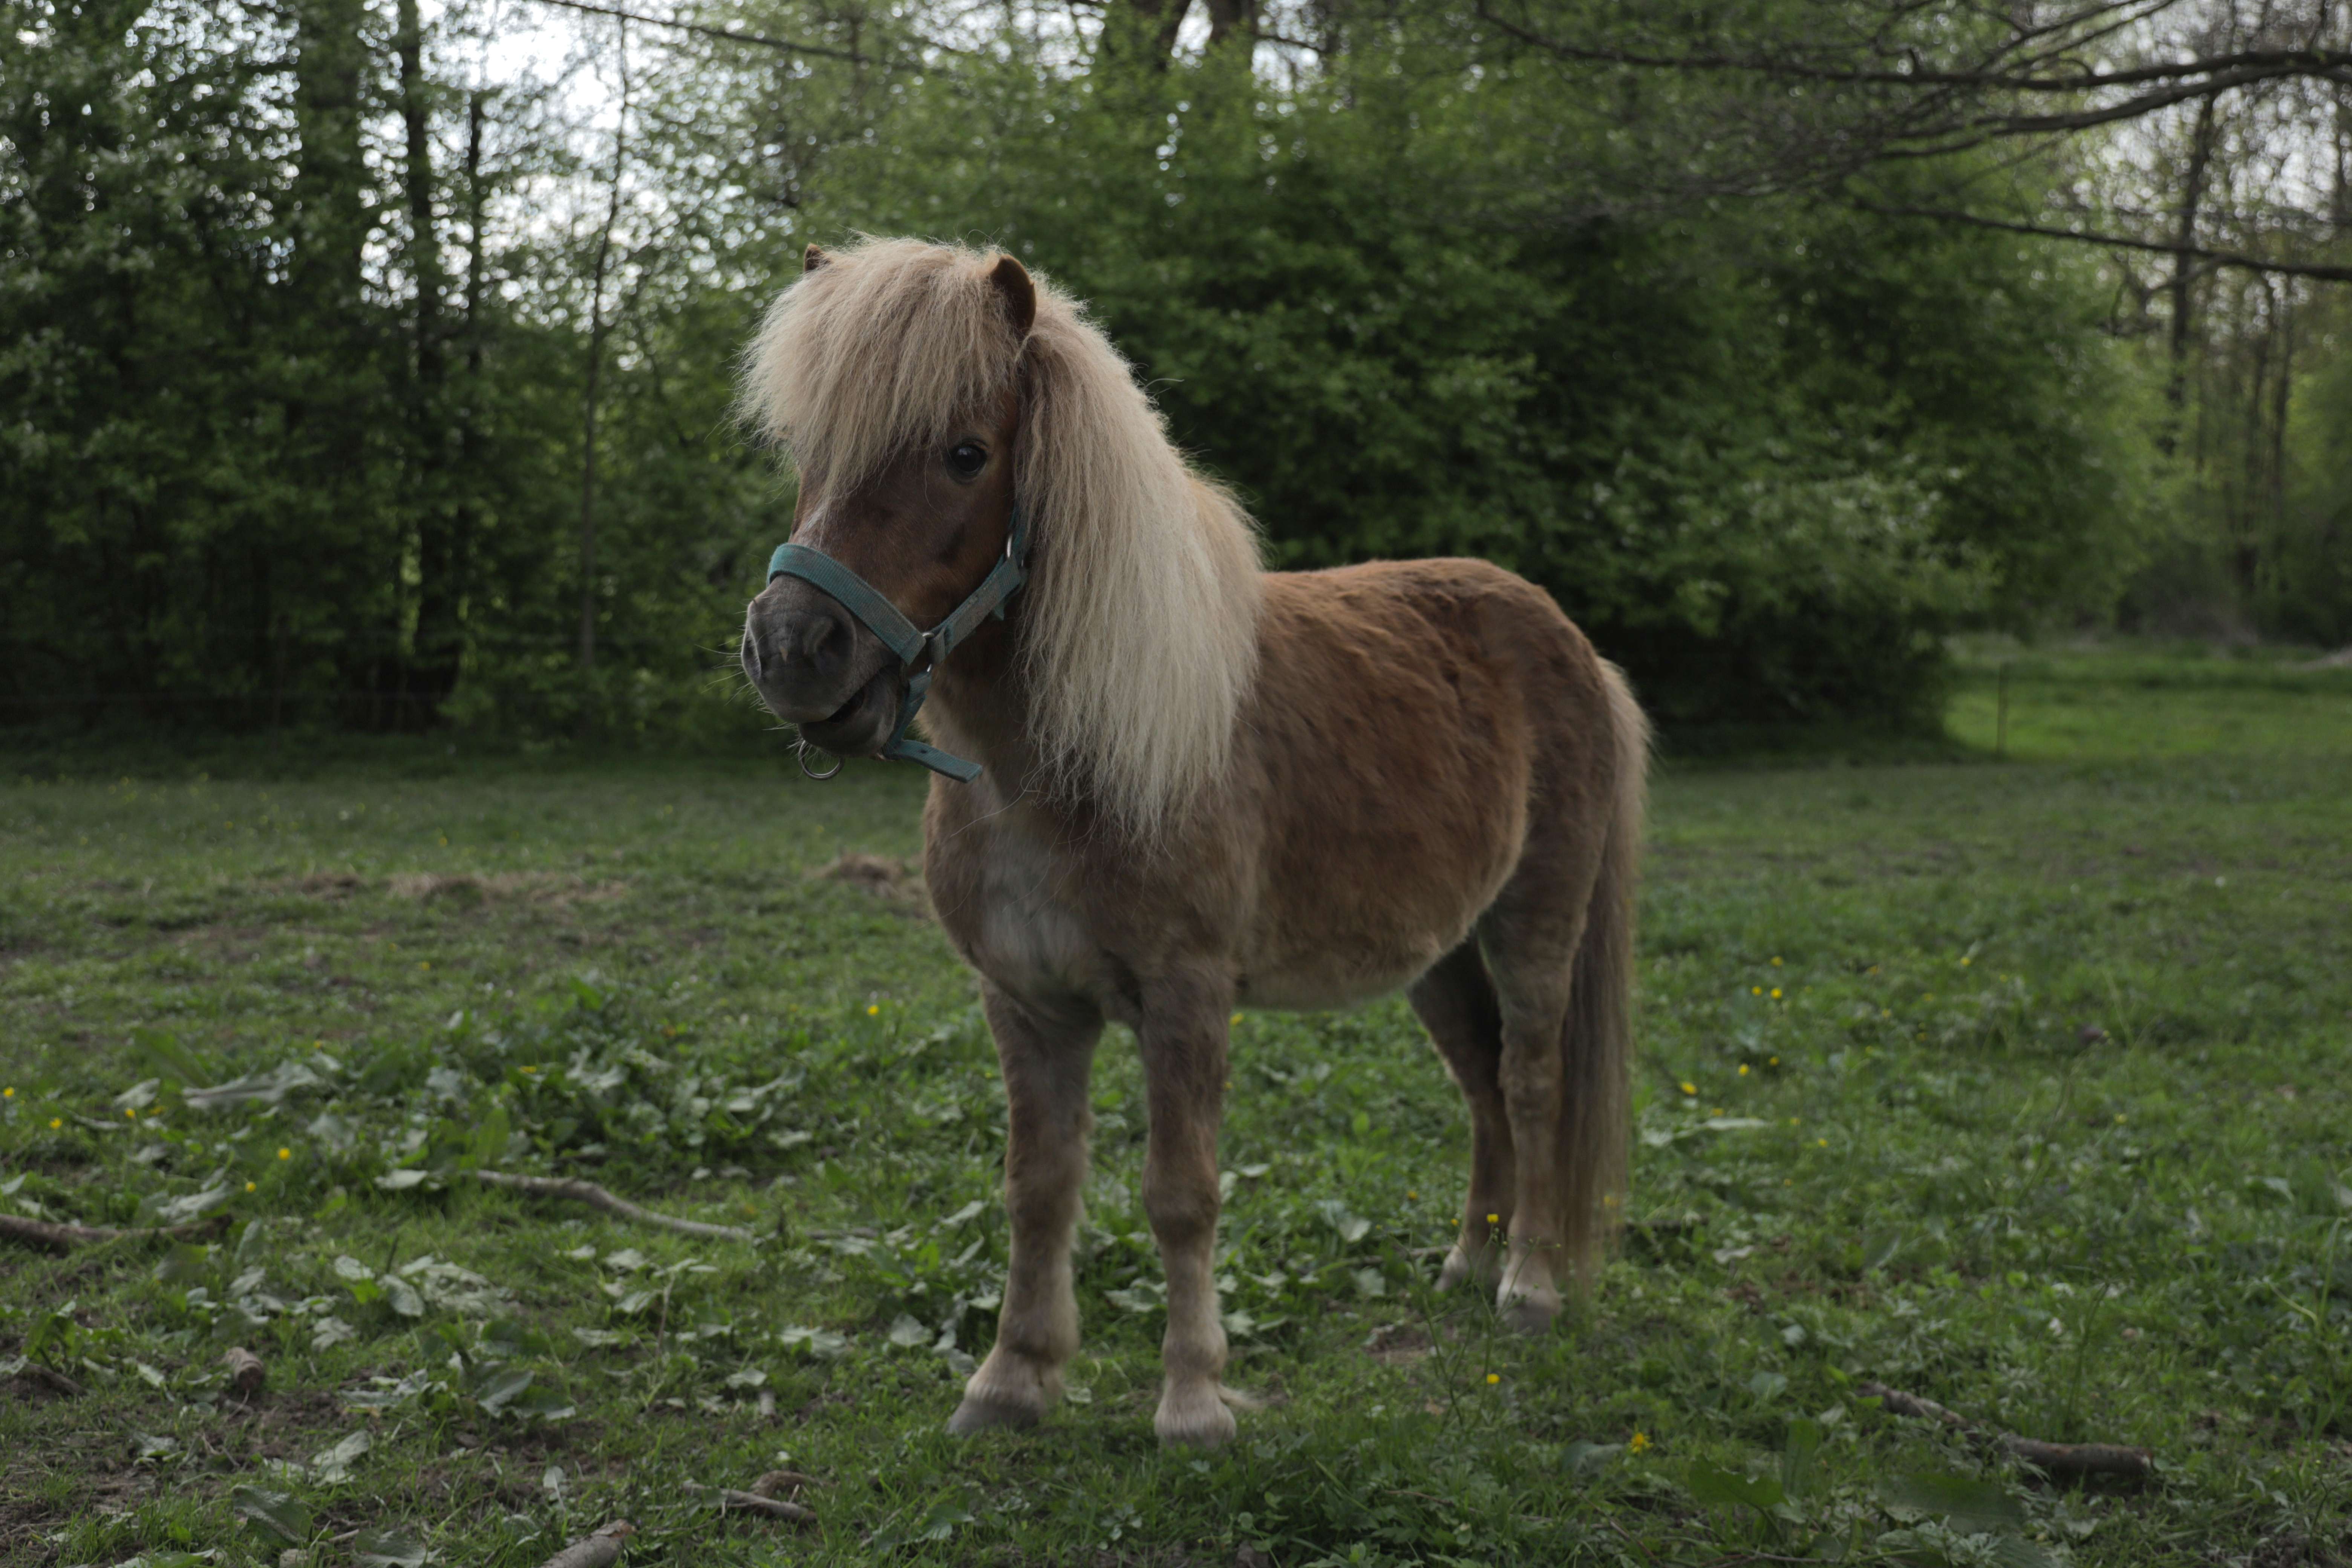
[1155,1386,1240,1448]
[1438,1244,1496,1292]
[948,1393,1043,1435]
[1497,1285,1560,1335]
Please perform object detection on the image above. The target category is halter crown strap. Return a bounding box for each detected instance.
[765,505,1029,783]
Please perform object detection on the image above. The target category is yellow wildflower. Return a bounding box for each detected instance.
[1486,1373,1501,1385]
[1679,1081,1696,1096]
[1770,988,1782,1000]
[1629,1432,1651,1453]
[277,1147,291,1160]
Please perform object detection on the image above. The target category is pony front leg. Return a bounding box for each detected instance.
[1137,977,1239,1447]
[950,987,1101,1434]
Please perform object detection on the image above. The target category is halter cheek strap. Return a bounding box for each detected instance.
[765,504,1029,783]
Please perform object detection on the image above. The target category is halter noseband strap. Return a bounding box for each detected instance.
[765,504,1029,783]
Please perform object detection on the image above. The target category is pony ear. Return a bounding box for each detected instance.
[989,254,1036,339]
[803,243,830,274]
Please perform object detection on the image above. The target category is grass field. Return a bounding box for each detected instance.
[4,643,2351,1567]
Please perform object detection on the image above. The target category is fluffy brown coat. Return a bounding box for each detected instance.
[740,238,1648,1447]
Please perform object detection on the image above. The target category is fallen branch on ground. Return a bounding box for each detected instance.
[1859,1381,2155,1484]
[685,1478,818,1522]
[469,1172,759,1243]
[536,1521,635,1568]
[221,1346,266,1400]
[0,1211,228,1253]
[718,1489,815,1521]
[12,1360,86,1398]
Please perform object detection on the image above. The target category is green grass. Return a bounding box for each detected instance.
[4,642,2350,1566]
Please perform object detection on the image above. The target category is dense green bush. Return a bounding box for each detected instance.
[828,48,2142,726]
[2,0,2158,740]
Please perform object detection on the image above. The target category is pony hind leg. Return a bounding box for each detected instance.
[1407,941,1516,1292]
[950,985,1101,1434]
[1482,663,1646,1332]
[1477,846,1606,1333]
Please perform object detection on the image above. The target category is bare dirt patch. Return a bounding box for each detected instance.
[808,851,931,917]
[386,872,628,909]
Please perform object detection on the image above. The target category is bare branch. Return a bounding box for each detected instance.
[513,0,870,61]
[1853,200,2352,280]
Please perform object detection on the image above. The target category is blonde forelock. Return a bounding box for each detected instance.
[740,237,1262,838]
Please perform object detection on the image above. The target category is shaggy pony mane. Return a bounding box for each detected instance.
[740,237,1263,836]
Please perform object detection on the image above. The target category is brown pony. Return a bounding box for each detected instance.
[739,237,1648,1448]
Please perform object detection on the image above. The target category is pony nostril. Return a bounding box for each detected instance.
[796,609,851,675]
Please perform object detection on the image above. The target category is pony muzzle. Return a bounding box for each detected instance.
[743,579,903,752]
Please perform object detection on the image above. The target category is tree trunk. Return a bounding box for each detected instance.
[2161,94,2218,458]
[288,0,377,724]
[1203,0,1253,47]
[449,89,487,704]
[1110,0,1193,62]
[578,26,631,680]
[399,0,461,722]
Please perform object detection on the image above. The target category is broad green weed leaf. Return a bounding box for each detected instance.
[475,1366,535,1413]
[353,1525,431,1566]
[1989,1536,2062,1568]
[1781,1417,1823,1499]
[873,1488,975,1548]
[154,1242,213,1285]
[230,1484,311,1545]
[137,1184,231,1227]
[1563,1439,1623,1478]
[311,1429,371,1482]
[464,1102,511,1169]
[131,1027,213,1087]
[1879,1472,2024,1534]
[1863,1229,1906,1272]
[1687,1461,1784,1512]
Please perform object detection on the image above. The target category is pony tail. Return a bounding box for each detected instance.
[1554,661,1649,1285]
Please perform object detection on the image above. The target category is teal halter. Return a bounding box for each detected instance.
[765,505,1029,783]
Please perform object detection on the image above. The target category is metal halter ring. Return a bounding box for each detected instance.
[796,741,844,782]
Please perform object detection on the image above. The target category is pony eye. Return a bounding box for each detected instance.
[946,442,987,479]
